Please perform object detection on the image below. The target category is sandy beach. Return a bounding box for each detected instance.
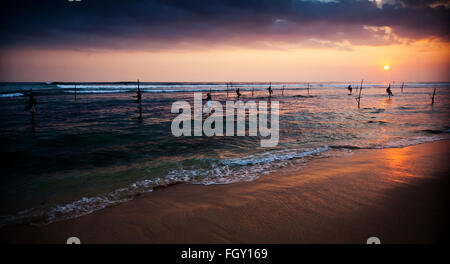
[0,140,448,244]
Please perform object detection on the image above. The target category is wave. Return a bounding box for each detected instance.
[0,93,24,97]
[168,146,331,186]
[331,135,448,151]
[421,129,450,134]
[367,120,389,124]
[221,146,329,166]
[56,83,431,90]
[0,146,330,227]
[369,108,385,113]
[65,89,130,94]
[0,178,156,228]
[375,135,449,149]
[330,145,363,150]
[63,87,284,94]
[0,82,440,95]
[0,134,447,228]
[396,106,415,110]
[57,84,283,90]
[329,134,450,150]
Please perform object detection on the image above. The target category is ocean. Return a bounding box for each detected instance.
[0,81,449,227]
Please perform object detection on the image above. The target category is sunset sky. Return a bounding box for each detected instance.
[0,0,449,82]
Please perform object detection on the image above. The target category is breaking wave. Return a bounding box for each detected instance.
[0,146,330,227]
[0,93,24,97]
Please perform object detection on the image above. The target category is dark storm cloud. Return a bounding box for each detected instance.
[0,0,448,50]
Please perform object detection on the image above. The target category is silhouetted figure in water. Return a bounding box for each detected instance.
[386,84,394,98]
[267,83,273,98]
[25,88,37,129]
[134,80,143,119]
[236,88,242,100]
[26,88,37,116]
[135,87,142,104]
[348,85,352,94]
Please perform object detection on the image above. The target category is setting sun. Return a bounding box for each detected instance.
[384,65,390,70]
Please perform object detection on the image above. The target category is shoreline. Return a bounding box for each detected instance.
[1,140,448,243]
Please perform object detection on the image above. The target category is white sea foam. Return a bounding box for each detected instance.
[0,93,23,97]
[222,146,329,166]
[0,146,330,227]
[167,146,331,186]
[0,135,447,228]
[0,178,157,227]
[374,135,449,149]
[65,89,129,93]
[63,88,274,94]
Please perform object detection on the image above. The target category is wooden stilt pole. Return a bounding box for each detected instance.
[431,88,436,105]
[355,79,363,109]
[138,79,142,119]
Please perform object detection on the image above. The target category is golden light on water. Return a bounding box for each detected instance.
[384,65,390,70]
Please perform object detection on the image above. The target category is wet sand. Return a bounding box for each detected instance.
[1,140,448,243]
